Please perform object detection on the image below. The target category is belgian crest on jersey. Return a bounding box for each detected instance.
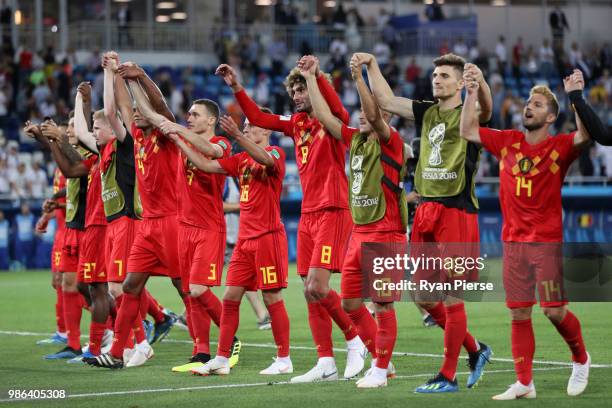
[518,156,534,174]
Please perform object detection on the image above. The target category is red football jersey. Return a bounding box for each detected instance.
[480,128,580,242]
[132,123,179,218]
[218,146,285,240]
[341,125,405,233]
[235,76,349,213]
[52,168,66,229]
[177,136,231,231]
[84,158,107,228]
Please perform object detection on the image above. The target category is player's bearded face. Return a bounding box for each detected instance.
[292,84,312,113]
[133,108,151,129]
[66,119,78,145]
[522,95,554,131]
[358,110,372,133]
[431,66,463,100]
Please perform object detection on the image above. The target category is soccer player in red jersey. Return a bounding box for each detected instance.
[87,62,187,369]
[155,99,235,372]
[461,72,591,399]
[26,109,94,359]
[184,111,291,376]
[360,52,493,392]
[304,56,408,388]
[216,60,365,382]
[34,165,68,345]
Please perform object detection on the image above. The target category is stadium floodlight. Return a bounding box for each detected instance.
[491,0,507,5]
[156,15,171,22]
[171,12,187,20]
[323,1,336,7]
[255,0,276,5]
[157,1,177,9]
[114,0,133,3]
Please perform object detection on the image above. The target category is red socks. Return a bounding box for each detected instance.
[511,319,535,386]
[195,290,222,327]
[267,300,290,358]
[375,309,397,370]
[217,299,240,358]
[88,321,107,355]
[55,287,66,333]
[319,290,358,341]
[110,292,141,359]
[307,302,333,358]
[348,304,378,358]
[63,291,83,350]
[553,311,588,364]
[144,289,165,324]
[427,302,479,353]
[190,296,212,354]
[440,303,467,380]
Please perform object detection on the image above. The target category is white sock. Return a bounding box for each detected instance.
[276,356,291,365]
[58,332,67,338]
[346,335,362,349]
[216,356,229,365]
[371,366,387,381]
[318,356,335,366]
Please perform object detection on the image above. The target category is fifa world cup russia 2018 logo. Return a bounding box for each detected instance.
[428,123,446,166]
[351,155,364,194]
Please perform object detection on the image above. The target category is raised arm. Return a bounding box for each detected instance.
[356,53,415,120]
[564,70,591,147]
[158,121,224,159]
[40,122,90,178]
[215,64,291,134]
[74,83,98,153]
[102,52,127,142]
[219,115,274,167]
[298,55,350,124]
[464,63,493,123]
[128,80,168,128]
[352,56,390,142]
[460,79,482,144]
[167,133,226,174]
[301,65,343,140]
[23,121,51,150]
[118,63,175,122]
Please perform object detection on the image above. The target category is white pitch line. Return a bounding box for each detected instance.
[0,366,590,403]
[3,330,612,369]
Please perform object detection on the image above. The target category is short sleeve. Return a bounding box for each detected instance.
[554,132,581,167]
[267,146,285,175]
[218,154,241,178]
[479,128,515,159]
[412,100,436,129]
[340,124,359,147]
[215,137,232,159]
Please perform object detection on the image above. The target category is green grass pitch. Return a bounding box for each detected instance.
[0,266,611,407]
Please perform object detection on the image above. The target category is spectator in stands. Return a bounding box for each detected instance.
[469,41,480,62]
[9,162,32,199]
[549,6,569,53]
[439,39,449,56]
[382,54,400,90]
[254,72,271,107]
[0,209,8,270]
[539,38,555,80]
[0,157,9,196]
[405,57,421,84]
[525,45,538,83]
[268,32,287,77]
[0,0,11,45]
[329,34,348,61]
[14,202,34,269]
[29,161,47,199]
[4,140,18,170]
[425,0,445,22]
[495,35,507,78]
[34,213,54,269]
[345,8,363,52]
[512,36,524,82]
[373,36,391,66]
[569,42,591,80]
[117,3,132,47]
[452,37,469,59]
